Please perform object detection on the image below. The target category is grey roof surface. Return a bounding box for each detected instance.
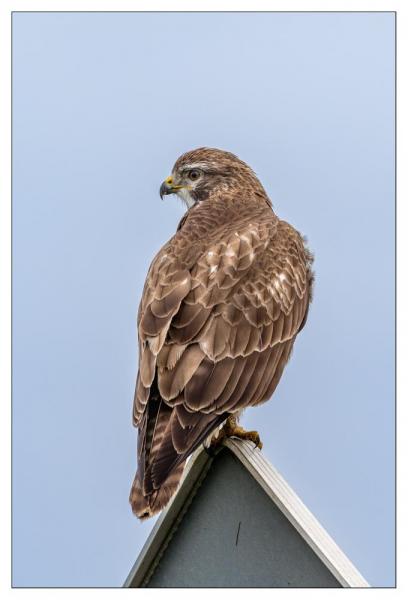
[124,439,369,588]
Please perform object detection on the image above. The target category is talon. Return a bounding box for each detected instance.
[244,430,263,450]
[218,416,263,450]
[254,437,263,450]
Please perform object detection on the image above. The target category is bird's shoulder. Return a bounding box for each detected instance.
[141,203,275,300]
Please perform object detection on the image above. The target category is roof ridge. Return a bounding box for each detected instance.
[124,439,369,588]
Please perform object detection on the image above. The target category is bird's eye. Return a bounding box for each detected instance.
[188,169,201,181]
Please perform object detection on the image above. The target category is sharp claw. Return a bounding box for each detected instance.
[216,418,263,451]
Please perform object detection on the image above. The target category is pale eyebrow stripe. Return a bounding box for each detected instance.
[180,162,212,171]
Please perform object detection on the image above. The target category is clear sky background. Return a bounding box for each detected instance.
[12,12,395,588]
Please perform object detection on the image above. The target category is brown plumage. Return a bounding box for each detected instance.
[129,148,314,519]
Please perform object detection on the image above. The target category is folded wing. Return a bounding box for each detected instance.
[130,217,313,515]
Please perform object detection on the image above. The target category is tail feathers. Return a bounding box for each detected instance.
[130,389,229,520]
[129,461,185,520]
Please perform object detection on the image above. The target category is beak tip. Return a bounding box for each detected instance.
[159,181,169,200]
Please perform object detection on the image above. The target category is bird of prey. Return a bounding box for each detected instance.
[129,148,314,519]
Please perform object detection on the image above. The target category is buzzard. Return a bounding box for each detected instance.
[129,148,314,519]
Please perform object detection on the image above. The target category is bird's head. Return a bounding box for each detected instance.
[159,147,267,208]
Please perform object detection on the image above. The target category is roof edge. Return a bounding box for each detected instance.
[224,439,369,588]
[124,439,369,588]
[123,445,214,587]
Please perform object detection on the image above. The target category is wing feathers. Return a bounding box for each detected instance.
[158,344,205,401]
[184,357,236,411]
[221,352,260,412]
[140,344,156,388]
[169,305,212,344]
[131,212,313,518]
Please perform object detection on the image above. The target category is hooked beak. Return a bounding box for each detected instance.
[159,176,183,200]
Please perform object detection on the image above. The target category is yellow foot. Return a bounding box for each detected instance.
[211,416,263,450]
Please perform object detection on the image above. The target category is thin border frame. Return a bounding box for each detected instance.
[10,9,397,589]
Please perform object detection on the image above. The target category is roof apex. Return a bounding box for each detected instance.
[124,439,369,588]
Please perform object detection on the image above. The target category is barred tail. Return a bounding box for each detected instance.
[129,461,186,520]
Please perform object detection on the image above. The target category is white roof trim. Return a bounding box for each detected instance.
[223,439,369,588]
[124,439,369,588]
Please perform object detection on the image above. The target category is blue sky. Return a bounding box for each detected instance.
[12,12,395,587]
